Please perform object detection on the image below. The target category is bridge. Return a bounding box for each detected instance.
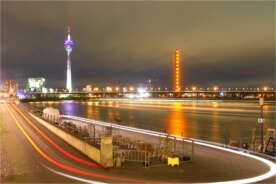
[20,89,275,101]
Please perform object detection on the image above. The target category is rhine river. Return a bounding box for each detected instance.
[29,99,275,144]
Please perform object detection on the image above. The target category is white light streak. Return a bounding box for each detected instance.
[59,115,276,184]
[42,164,106,184]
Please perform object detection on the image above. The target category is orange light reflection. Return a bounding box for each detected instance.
[167,102,187,137]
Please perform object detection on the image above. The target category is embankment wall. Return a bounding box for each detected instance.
[30,114,113,167]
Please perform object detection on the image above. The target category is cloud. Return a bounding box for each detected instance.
[1,1,274,89]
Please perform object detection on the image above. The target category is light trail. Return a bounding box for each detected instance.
[194,141,276,184]
[118,103,259,113]
[61,115,169,139]
[116,103,261,118]
[11,103,102,168]
[5,103,151,183]
[62,114,276,184]
[91,102,261,113]
[42,164,107,184]
[84,100,266,119]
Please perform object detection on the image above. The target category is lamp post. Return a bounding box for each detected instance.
[258,96,265,152]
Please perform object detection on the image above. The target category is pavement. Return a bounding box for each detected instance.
[106,145,275,184]
[107,127,276,183]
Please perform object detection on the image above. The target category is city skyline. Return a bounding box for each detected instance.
[2,1,275,89]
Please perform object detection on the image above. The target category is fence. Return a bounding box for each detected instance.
[113,134,194,167]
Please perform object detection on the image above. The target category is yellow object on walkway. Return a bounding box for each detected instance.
[168,157,179,167]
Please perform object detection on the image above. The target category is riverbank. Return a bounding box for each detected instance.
[2,101,275,183]
[29,106,276,183]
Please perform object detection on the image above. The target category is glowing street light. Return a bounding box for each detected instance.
[106,86,112,92]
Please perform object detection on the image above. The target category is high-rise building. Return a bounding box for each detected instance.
[174,49,181,91]
[4,80,17,94]
[64,26,74,92]
[27,78,45,92]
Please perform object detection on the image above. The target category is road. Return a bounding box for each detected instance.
[1,101,76,183]
[1,99,275,183]
[0,100,152,183]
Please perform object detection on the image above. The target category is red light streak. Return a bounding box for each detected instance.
[6,103,150,183]
[11,103,103,168]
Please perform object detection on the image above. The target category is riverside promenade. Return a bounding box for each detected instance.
[111,145,276,183]
[2,100,275,183]
[58,115,276,183]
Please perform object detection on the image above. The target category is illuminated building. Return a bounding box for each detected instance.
[27,78,45,92]
[83,85,92,92]
[64,26,74,92]
[4,80,17,94]
[174,49,181,91]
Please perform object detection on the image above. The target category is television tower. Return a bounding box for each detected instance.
[64,26,74,92]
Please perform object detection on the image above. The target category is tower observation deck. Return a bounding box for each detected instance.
[64,26,74,92]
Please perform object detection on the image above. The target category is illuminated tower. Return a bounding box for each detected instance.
[64,26,74,92]
[174,49,181,91]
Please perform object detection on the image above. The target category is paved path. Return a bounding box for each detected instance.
[59,115,276,183]
[109,127,276,183]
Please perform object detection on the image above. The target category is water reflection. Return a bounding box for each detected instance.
[29,100,275,144]
[87,102,102,121]
[61,102,76,115]
[86,103,94,119]
[167,102,187,137]
[212,101,219,108]
[210,113,221,142]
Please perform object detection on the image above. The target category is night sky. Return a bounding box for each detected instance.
[2,1,275,89]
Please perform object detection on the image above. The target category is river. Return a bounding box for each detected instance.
[29,99,275,144]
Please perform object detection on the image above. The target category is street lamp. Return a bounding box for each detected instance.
[258,96,265,152]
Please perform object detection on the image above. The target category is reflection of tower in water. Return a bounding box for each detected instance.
[162,102,192,158]
[167,102,187,137]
